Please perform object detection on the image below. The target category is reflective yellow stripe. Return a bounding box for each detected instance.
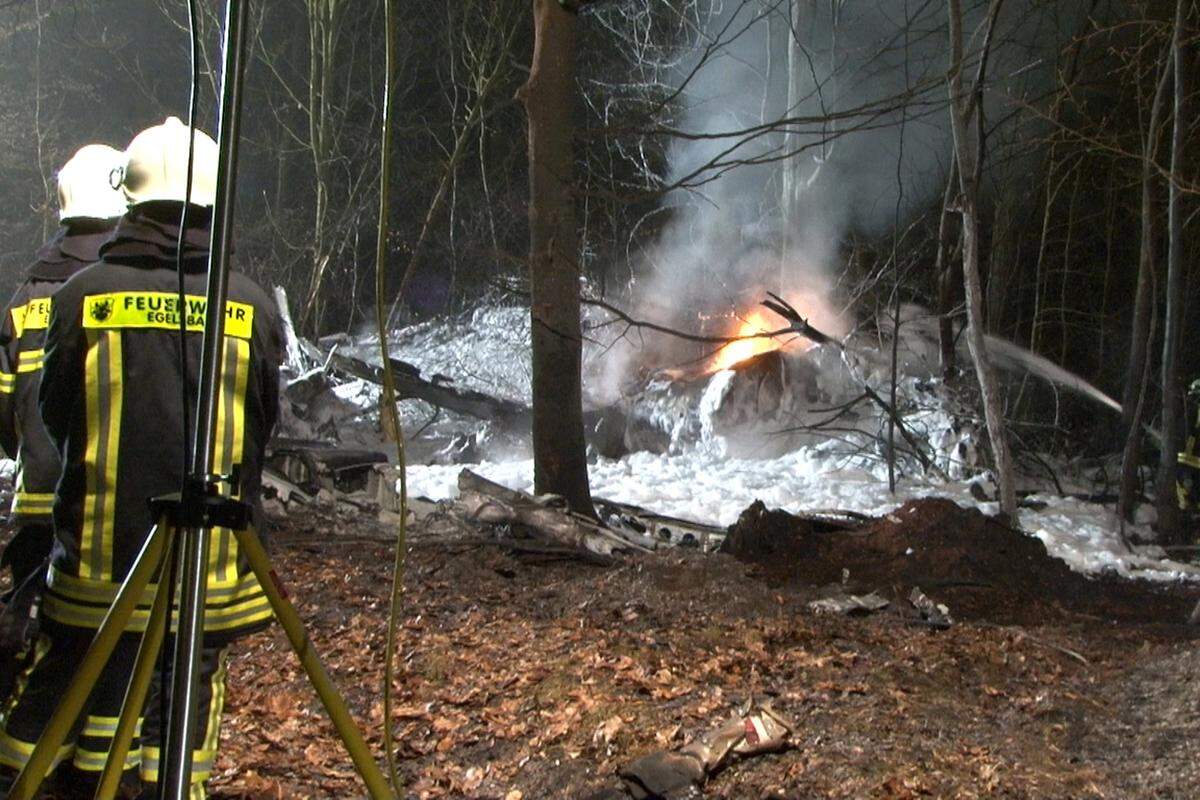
[140,746,215,784]
[211,337,250,585]
[0,731,73,772]
[199,649,229,783]
[42,592,273,633]
[0,371,14,394]
[101,334,122,580]
[47,563,259,605]
[81,330,102,578]
[210,339,229,583]
[81,715,143,738]
[81,331,122,580]
[1181,452,1200,469]
[75,715,145,773]
[11,491,54,516]
[41,579,272,633]
[15,349,44,373]
[81,292,254,340]
[73,746,142,772]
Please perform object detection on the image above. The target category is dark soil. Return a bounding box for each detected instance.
[722,497,1200,626]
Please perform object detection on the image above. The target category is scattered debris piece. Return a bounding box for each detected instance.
[808,591,890,616]
[619,703,794,799]
[908,586,953,628]
[596,499,727,552]
[267,438,387,495]
[457,469,652,561]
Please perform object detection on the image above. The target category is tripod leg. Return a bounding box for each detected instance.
[7,524,168,800]
[93,545,175,800]
[232,528,396,800]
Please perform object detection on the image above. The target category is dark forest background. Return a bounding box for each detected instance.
[0,0,1197,454]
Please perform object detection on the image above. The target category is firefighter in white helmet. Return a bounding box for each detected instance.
[0,118,281,798]
[0,144,127,598]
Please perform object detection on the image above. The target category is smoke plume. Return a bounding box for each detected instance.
[591,0,1064,400]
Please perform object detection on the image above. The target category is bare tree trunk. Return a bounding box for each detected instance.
[947,0,1016,521]
[936,160,960,376]
[519,0,594,515]
[780,0,807,288]
[986,187,1015,335]
[1156,0,1188,543]
[1117,42,1171,525]
[300,0,342,334]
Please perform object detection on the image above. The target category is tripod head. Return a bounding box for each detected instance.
[148,469,249,533]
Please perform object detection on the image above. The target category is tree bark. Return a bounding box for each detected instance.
[519,0,594,514]
[1156,0,1188,543]
[1117,41,1171,525]
[780,0,807,288]
[935,160,960,376]
[947,0,1017,521]
[985,188,1015,336]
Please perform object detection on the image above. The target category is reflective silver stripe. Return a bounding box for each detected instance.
[73,746,142,771]
[81,715,142,738]
[140,747,214,778]
[0,732,73,772]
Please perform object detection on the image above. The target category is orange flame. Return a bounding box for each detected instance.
[711,310,781,371]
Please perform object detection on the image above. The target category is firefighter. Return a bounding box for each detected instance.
[0,117,282,798]
[1179,379,1200,515]
[0,144,127,595]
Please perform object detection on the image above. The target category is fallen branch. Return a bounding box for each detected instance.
[326,351,530,427]
[978,621,1091,665]
[582,292,841,349]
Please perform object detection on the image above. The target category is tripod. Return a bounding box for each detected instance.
[7,506,393,799]
[7,1,396,797]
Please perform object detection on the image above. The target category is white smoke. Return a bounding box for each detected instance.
[588,0,1066,402]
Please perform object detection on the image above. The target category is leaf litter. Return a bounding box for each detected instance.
[204,499,1200,799]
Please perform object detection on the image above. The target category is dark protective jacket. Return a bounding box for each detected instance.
[37,202,282,639]
[0,219,116,522]
[1180,400,1200,511]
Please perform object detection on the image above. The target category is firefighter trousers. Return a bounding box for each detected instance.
[0,523,52,601]
[0,624,228,797]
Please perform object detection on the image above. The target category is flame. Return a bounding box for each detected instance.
[710,310,781,371]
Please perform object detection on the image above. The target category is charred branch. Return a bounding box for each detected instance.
[325,350,531,429]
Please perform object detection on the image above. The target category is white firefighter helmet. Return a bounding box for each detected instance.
[121,117,218,207]
[56,144,128,220]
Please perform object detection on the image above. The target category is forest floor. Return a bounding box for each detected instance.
[199,497,1200,799]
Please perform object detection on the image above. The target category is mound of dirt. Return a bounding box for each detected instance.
[723,497,1198,625]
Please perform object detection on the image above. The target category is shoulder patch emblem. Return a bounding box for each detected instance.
[89,298,113,322]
